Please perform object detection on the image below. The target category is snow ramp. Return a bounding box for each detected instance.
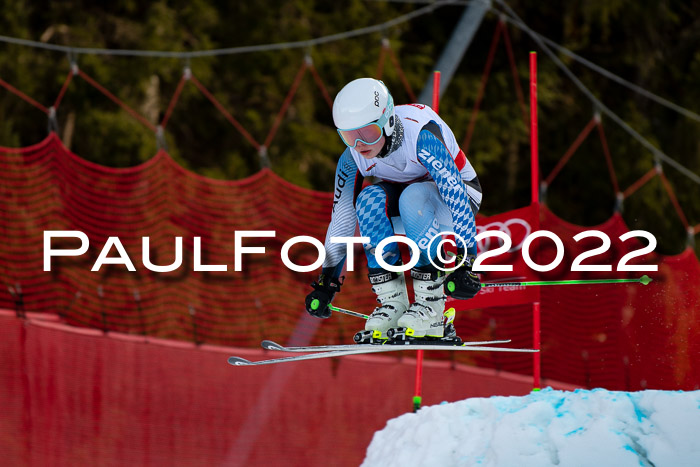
[363,387,700,467]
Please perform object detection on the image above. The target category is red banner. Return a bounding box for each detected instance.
[0,311,575,467]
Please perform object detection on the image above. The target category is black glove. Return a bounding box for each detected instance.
[444,250,481,300]
[305,274,342,318]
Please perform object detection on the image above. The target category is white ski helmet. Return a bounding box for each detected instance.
[333,78,395,147]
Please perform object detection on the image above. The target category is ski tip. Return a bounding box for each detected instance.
[464,346,539,353]
[261,340,284,351]
[228,356,252,366]
[460,339,512,346]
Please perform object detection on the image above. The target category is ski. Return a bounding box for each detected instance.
[260,339,512,353]
[228,343,538,367]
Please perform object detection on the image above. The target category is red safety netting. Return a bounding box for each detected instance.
[1,134,699,391]
[0,133,376,347]
[0,311,575,467]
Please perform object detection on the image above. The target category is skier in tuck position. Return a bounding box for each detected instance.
[305,78,483,343]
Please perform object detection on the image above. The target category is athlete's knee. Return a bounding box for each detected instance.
[357,185,385,206]
[356,185,387,221]
[398,184,429,216]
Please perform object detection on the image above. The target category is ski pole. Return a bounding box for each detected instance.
[308,299,370,320]
[314,276,652,317]
[328,304,370,320]
[477,274,652,289]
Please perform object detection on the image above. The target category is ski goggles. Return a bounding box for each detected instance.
[337,122,384,148]
[337,94,394,148]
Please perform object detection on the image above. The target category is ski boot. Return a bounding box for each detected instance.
[353,270,409,344]
[388,266,458,343]
[387,307,463,345]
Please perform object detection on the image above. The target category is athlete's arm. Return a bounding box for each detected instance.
[321,148,363,278]
[305,149,362,318]
[415,122,477,255]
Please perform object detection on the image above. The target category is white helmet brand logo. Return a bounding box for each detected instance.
[374,91,380,107]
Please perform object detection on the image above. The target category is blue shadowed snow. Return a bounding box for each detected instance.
[362,388,700,467]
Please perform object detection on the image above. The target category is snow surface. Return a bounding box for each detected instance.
[362,388,700,467]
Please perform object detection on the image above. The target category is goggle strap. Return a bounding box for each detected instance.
[375,93,394,129]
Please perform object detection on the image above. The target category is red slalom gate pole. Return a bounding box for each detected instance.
[533,302,541,389]
[413,351,424,412]
[530,52,542,391]
[530,52,539,206]
[432,70,441,111]
[412,71,442,412]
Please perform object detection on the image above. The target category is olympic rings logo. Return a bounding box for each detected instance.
[476,218,532,253]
